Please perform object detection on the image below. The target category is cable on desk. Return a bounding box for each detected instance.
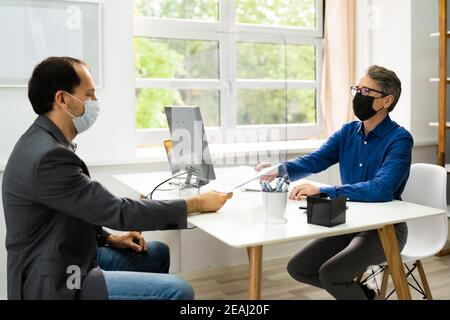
[145,171,190,199]
[145,171,199,230]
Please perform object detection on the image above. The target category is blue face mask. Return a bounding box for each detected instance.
[63,91,100,134]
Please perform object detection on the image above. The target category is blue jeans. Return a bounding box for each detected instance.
[97,241,194,300]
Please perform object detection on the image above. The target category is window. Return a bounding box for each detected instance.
[133,0,323,146]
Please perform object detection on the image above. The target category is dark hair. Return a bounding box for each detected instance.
[367,65,402,112]
[28,57,87,115]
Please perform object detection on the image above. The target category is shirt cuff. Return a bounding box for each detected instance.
[279,162,288,178]
[97,228,111,247]
[320,186,337,198]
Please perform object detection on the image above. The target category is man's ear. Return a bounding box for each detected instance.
[384,95,394,109]
[54,90,66,107]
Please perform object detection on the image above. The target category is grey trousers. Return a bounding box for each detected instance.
[287,222,408,300]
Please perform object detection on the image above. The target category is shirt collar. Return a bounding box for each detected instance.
[357,121,364,136]
[357,115,393,139]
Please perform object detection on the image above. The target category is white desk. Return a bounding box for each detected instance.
[114,167,446,300]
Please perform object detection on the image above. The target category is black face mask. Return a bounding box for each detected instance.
[352,92,384,121]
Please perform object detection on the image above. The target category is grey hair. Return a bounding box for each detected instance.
[367,65,402,112]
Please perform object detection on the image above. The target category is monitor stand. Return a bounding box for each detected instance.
[169,171,208,189]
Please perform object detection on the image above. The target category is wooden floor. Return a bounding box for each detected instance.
[181,254,450,300]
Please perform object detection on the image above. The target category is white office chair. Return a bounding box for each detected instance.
[361,163,448,300]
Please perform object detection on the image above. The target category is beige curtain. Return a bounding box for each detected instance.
[320,0,357,136]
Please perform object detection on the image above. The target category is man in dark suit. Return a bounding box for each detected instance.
[2,57,232,300]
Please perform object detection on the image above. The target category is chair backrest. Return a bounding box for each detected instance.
[401,163,448,258]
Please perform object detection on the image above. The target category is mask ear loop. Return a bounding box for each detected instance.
[62,91,85,118]
[382,95,394,110]
[58,91,75,119]
[64,91,84,104]
[373,94,391,113]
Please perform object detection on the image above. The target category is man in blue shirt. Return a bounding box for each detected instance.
[257,65,412,300]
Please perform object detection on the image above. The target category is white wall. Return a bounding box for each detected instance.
[363,0,438,145]
[0,0,137,168]
[411,0,439,145]
[371,0,412,131]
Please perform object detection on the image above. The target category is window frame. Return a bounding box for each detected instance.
[134,0,324,146]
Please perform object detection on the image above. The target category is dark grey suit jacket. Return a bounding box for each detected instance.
[2,115,187,300]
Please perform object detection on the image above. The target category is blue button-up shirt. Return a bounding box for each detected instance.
[285,116,414,202]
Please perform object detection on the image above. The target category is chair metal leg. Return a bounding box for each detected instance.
[379,266,389,299]
[416,260,433,300]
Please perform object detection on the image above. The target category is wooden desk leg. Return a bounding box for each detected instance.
[378,225,412,300]
[247,246,263,300]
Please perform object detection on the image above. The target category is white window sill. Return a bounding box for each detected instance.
[85,139,327,168]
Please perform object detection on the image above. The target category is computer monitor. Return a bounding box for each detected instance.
[164,106,216,188]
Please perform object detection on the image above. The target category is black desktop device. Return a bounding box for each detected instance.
[164,106,216,188]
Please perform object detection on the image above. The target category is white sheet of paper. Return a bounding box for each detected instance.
[229,163,281,191]
[200,165,282,193]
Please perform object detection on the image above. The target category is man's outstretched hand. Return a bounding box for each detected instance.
[186,191,233,215]
[255,162,278,183]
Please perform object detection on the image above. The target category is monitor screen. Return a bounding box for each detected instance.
[164,106,215,187]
